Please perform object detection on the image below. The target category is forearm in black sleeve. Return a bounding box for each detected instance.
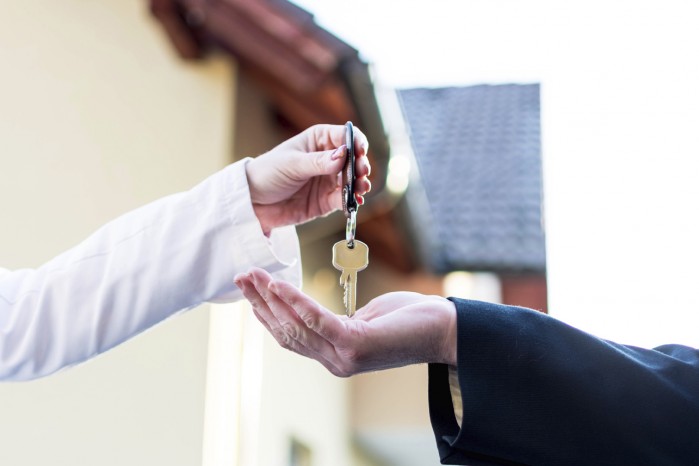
[428,298,699,466]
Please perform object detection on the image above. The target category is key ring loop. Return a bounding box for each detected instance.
[346,210,356,249]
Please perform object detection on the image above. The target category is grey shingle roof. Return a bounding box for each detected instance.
[398,84,546,273]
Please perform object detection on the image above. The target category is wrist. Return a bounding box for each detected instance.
[245,159,273,235]
[252,204,272,237]
[439,299,458,366]
[245,157,262,204]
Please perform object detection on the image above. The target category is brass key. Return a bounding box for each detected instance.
[332,240,369,317]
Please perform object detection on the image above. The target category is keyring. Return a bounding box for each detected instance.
[346,210,356,249]
[342,121,358,218]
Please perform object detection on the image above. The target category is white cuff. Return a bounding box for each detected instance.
[210,158,301,303]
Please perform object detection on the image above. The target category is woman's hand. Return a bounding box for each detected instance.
[245,124,371,234]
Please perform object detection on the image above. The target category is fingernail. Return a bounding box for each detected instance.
[357,195,364,205]
[331,145,347,160]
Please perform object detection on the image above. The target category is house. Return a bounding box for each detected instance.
[0,1,545,465]
[346,83,547,465]
[398,83,547,311]
[0,1,387,465]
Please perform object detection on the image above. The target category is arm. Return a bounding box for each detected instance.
[0,124,370,381]
[0,161,290,381]
[236,271,699,466]
[431,299,699,466]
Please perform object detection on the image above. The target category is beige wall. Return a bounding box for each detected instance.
[0,1,233,465]
[0,3,435,465]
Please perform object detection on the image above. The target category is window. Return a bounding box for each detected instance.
[289,438,312,466]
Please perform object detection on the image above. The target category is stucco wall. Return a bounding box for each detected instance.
[0,1,234,465]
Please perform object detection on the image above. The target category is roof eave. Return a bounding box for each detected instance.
[150,0,389,193]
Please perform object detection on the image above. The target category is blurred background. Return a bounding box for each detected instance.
[0,1,697,465]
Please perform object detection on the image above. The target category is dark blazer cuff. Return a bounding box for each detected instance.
[429,297,699,466]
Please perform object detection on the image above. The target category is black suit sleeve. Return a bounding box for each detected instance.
[428,298,699,466]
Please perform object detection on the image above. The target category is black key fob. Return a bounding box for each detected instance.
[343,121,358,217]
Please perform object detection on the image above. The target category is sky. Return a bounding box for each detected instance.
[292,0,699,347]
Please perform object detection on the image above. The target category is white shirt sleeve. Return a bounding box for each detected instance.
[0,158,301,381]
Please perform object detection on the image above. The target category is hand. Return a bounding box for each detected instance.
[245,124,371,234]
[234,268,457,377]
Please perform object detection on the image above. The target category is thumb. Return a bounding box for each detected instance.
[294,145,347,179]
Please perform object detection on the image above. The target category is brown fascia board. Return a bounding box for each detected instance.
[204,1,332,94]
[150,0,389,192]
[240,63,356,130]
[220,0,351,71]
[150,0,204,59]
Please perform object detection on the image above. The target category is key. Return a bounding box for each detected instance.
[332,239,369,317]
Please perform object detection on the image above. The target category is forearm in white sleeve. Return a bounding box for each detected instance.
[0,158,300,381]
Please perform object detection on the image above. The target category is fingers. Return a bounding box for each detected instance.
[307,124,369,156]
[299,140,370,181]
[267,278,365,377]
[355,144,371,178]
[305,124,371,175]
[246,269,308,342]
[302,150,370,212]
[234,272,279,335]
[299,145,348,181]
[354,174,370,204]
[298,125,372,206]
[243,268,356,373]
[268,279,346,345]
[236,272,347,374]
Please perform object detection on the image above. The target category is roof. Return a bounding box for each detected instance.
[150,0,389,193]
[398,84,546,273]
